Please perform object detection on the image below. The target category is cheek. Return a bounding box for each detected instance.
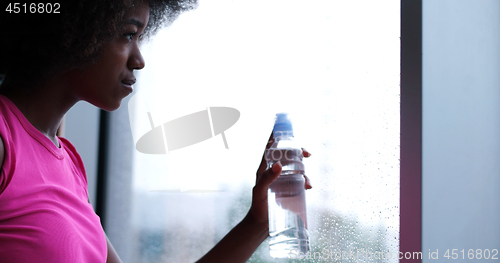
[98,50,129,79]
[72,44,129,89]
[74,67,114,96]
[86,61,122,86]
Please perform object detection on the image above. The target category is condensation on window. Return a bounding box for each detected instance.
[124,0,400,262]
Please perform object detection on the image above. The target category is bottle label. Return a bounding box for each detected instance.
[265,148,303,163]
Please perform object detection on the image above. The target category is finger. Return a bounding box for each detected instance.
[302,148,312,158]
[266,132,275,149]
[256,132,275,183]
[304,175,312,189]
[253,161,282,202]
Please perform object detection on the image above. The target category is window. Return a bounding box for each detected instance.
[104,1,400,262]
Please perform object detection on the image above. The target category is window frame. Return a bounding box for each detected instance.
[400,0,422,262]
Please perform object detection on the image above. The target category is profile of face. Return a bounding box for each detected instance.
[66,1,150,111]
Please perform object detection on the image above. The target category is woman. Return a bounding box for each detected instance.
[0,0,311,262]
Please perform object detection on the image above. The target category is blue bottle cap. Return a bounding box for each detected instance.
[273,112,294,137]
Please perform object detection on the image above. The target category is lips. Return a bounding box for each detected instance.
[121,78,136,93]
[121,78,136,86]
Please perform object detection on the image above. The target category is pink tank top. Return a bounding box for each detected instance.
[0,94,107,262]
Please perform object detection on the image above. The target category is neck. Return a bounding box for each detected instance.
[1,78,79,147]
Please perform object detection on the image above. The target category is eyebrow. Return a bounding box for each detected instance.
[125,18,145,28]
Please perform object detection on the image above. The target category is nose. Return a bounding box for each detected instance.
[128,43,145,70]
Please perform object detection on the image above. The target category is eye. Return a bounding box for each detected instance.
[123,32,138,41]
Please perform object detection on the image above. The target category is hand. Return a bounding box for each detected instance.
[196,132,312,263]
[248,132,312,225]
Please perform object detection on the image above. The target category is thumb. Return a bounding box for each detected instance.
[253,161,282,202]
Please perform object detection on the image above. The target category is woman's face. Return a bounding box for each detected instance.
[67,1,149,111]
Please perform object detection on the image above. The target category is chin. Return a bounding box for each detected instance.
[87,99,122,112]
[103,101,122,112]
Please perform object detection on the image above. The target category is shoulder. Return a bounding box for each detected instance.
[0,134,4,171]
[0,95,11,173]
[0,96,6,174]
[0,103,11,192]
[0,128,5,195]
[0,94,22,193]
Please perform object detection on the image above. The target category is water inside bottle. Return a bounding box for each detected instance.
[268,174,309,258]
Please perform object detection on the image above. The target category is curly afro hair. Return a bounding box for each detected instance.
[0,0,197,90]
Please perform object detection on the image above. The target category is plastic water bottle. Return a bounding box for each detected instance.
[266,113,310,258]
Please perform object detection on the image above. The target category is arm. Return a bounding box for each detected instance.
[106,232,123,263]
[196,212,270,263]
[88,196,122,263]
[197,162,282,263]
[197,134,312,263]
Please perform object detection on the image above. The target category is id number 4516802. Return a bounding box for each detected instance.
[443,249,498,260]
[5,3,60,14]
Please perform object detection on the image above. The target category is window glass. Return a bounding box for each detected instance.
[125,0,400,262]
